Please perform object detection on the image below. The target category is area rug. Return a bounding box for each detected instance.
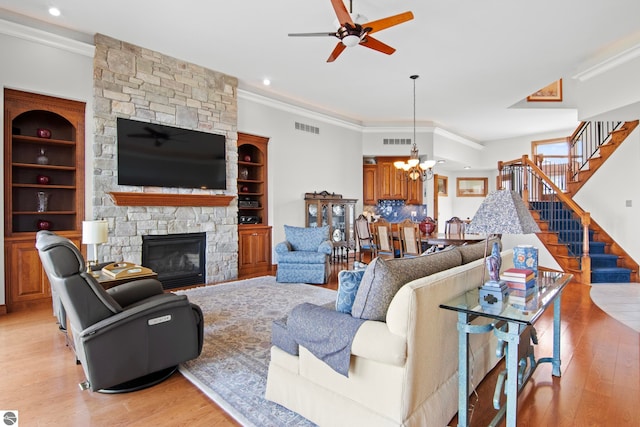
[175,276,337,426]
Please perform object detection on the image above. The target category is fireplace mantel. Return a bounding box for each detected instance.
[109,192,235,207]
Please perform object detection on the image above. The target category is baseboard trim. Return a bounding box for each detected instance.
[0,304,7,315]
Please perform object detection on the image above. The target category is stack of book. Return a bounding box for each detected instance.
[500,267,536,309]
[500,268,535,289]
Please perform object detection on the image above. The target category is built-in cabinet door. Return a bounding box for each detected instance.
[363,165,377,205]
[378,161,405,199]
[6,235,81,306]
[238,226,272,277]
[406,179,423,205]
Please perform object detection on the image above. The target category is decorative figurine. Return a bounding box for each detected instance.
[486,241,502,283]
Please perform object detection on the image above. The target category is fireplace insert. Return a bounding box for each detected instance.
[142,232,206,289]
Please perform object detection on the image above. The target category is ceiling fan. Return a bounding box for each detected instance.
[288,0,414,62]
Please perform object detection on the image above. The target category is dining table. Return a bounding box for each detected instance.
[423,233,487,246]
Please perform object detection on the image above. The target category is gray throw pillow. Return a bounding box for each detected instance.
[351,249,463,321]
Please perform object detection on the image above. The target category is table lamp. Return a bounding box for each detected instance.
[82,220,109,277]
[465,190,540,307]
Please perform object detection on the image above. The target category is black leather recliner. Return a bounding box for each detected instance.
[35,230,204,392]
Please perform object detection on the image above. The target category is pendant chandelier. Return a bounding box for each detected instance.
[394,75,436,181]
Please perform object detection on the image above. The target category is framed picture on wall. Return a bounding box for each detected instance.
[436,175,448,196]
[527,79,563,102]
[456,177,488,197]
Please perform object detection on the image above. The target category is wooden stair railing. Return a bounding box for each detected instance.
[498,154,638,284]
[499,155,591,284]
[567,120,639,195]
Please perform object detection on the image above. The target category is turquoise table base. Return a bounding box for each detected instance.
[442,271,571,427]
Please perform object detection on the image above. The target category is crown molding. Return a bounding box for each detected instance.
[0,17,94,57]
[238,89,363,132]
[573,43,640,82]
[433,127,484,150]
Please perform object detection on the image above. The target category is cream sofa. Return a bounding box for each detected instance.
[266,242,513,426]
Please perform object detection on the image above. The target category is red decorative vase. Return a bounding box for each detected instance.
[419,217,436,235]
[241,185,249,192]
[37,128,51,138]
[37,219,52,230]
[37,174,50,185]
[243,155,252,162]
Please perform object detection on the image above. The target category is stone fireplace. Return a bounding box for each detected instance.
[142,232,206,289]
[92,34,239,284]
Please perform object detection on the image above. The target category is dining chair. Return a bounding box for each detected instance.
[445,216,465,235]
[372,219,399,259]
[354,214,377,262]
[398,219,422,258]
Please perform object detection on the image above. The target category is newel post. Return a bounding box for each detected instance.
[521,155,530,206]
[581,212,591,285]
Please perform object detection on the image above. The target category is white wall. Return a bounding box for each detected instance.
[238,93,363,255]
[0,22,94,306]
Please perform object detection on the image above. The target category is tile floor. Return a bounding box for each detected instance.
[590,282,640,332]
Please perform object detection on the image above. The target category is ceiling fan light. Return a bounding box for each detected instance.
[342,34,361,47]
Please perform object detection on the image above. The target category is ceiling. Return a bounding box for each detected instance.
[1,0,640,143]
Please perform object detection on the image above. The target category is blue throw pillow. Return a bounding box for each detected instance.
[336,269,366,314]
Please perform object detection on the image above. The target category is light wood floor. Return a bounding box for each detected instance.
[1,257,638,426]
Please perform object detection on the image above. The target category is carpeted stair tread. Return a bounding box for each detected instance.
[590,254,620,268]
[591,267,631,283]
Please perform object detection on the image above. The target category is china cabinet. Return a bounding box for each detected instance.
[304,191,357,260]
[3,89,85,310]
[237,132,272,277]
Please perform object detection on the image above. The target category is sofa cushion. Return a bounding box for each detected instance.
[336,269,366,314]
[351,248,463,321]
[284,225,329,252]
[458,237,501,264]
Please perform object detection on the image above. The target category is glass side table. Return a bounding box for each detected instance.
[439,270,572,427]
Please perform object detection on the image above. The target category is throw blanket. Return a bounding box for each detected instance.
[287,303,365,377]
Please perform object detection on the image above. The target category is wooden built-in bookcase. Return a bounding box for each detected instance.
[3,89,85,310]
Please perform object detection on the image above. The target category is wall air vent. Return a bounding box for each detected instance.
[295,121,320,135]
[383,138,412,145]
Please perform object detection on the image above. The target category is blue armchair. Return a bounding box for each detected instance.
[275,225,333,284]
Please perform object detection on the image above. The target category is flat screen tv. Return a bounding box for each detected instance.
[117,118,227,190]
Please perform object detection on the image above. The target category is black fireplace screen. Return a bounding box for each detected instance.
[142,232,206,289]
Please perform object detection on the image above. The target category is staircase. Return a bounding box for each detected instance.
[499,120,639,285]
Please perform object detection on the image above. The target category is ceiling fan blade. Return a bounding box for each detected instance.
[327,42,347,62]
[364,11,414,34]
[359,36,396,55]
[288,32,337,37]
[331,0,354,26]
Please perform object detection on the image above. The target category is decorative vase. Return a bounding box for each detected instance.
[241,185,249,192]
[36,191,49,212]
[37,174,50,185]
[37,128,51,138]
[36,148,49,165]
[419,217,436,235]
[37,219,52,230]
[243,154,252,162]
[239,167,249,180]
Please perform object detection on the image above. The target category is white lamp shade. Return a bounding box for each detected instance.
[82,220,109,244]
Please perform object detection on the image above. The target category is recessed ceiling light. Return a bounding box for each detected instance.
[263,78,271,86]
[48,7,61,17]
[437,159,446,164]
[464,166,471,169]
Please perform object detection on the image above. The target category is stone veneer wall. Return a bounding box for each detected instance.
[92,34,239,283]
